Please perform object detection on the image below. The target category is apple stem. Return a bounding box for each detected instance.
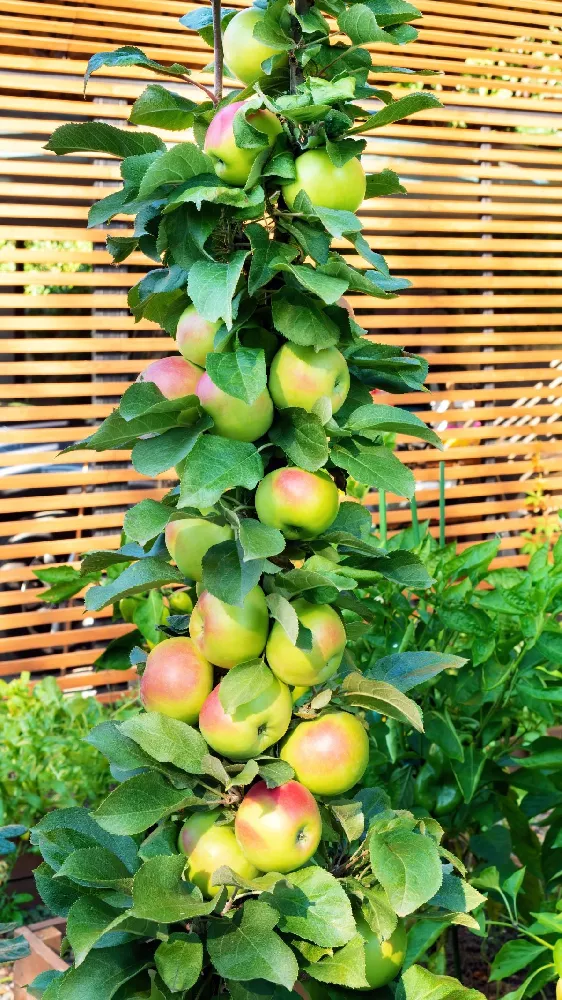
[212,0,224,102]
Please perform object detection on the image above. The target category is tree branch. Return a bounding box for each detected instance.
[213,0,224,102]
[183,73,218,105]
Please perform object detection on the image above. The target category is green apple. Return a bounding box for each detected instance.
[198,675,292,760]
[234,779,322,873]
[204,98,282,186]
[280,711,369,796]
[269,343,350,415]
[139,636,213,723]
[266,599,346,687]
[189,586,269,669]
[282,149,366,213]
[165,517,234,582]
[196,371,274,442]
[223,8,289,86]
[137,355,202,399]
[179,810,258,897]
[176,306,222,367]
[167,590,193,614]
[356,914,407,989]
[255,467,339,539]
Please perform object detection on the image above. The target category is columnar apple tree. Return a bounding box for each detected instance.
[30,3,486,999]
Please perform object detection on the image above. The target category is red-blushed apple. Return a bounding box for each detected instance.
[196,371,274,442]
[234,779,322,873]
[140,636,213,724]
[189,586,269,669]
[355,914,407,989]
[269,343,350,415]
[176,306,222,368]
[266,599,346,687]
[282,149,366,213]
[222,9,289,86]
[204,99,282,186]
[165,517,234,582]
[198,675,292,760]
[255,467,339,540]
[280,711,369,796]
[179,810,258,897]
[137,355,202,399]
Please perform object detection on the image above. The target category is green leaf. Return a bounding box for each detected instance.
[343,341,428,393]
[247,225,299,296]
[368,652,467,693]
[106,235,139,263]
[132,419,211,478]
[263,866,356,947]
[138,142,213,199]
[326,138,367,167]
[344,403,442,448]
[45,121,164,158]
[54,944,151,1000]
[272,289,340,349]
[225,759,260,790]
[351,92,442,134]
[330,441,415,498]
[338,5,397,44]
[93,772,198,835]
[365,168,406,197]
[202,540,264,606]
[133,854,222,922]
[161,202,219,269]
[276,263,348,305]
[226,982,294,1000]
[188,253,248,329]
[489,940,548,982]
[66,897,153,966]
[341,673,423,731]
[120,714,207,774]
[55,847,134,891]
[277,218,331,265]
[370,828,443,916]
[85,45,193,88]
[85,558,184,612]
[178,436,263,509]
[31,807,139,872]
[238,519,285,562]
[88,187,136,228]
[207,899,299,989]
[401,965,486,1000]
[180,6,237,45]
[206,348,266,405]
[451,747,486,804]
[123,499,172,546]
[429,872,486,914]
[366,0,421,25]
[269,408,329,471]
[305,934,369,989]
[219,660,277,716]
[129,84,200,130]
[155,932,203,992]
[34,863,85,918]
[258,759,295,788]
[424,710,465,763]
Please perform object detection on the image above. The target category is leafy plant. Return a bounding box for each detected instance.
[24,1,487,997]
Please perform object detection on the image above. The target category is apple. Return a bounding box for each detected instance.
[280,711,369,796]
[223,9,289,87]
[266,599,346,687]
[196,372,274,442]
[282,149,366,213]
[204,99,282,186]
[167,590,193,614]
[137,355,202,399]
[189,586,269,669]
[140,636,213,724]
[179,810,258,897]
[176,306,222,368]
[165,517,234,582]
[199,675,292,760]
[234,779,322,873]
[255,467,339,540]
[355,914,407,989]
[269,343,350,415]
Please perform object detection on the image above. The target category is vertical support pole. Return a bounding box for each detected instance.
[411,492,420,545]
[212,0,223,102]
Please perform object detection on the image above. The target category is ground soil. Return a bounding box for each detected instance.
[447,926,556,998]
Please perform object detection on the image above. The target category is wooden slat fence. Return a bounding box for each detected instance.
[2,0,562,691]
